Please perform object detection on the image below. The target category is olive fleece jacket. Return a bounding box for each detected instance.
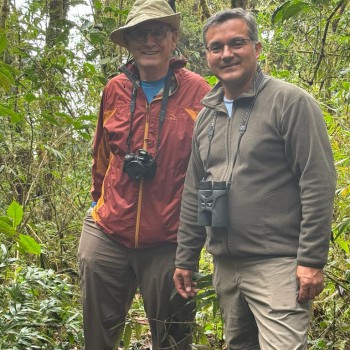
[176,70,337,271]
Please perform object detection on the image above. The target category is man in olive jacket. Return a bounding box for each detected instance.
[174,8,336,350]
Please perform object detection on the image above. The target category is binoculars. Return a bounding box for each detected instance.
[197,180,229,227]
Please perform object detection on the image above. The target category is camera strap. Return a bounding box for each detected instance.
[204,70,265,188]
[156,67,173,159]
[122,65,173,156]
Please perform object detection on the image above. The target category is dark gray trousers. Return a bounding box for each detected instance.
[78,215,193,350]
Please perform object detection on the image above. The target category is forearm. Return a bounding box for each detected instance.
[176,183,207,270]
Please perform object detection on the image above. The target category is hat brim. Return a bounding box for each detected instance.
[110,13,180,48]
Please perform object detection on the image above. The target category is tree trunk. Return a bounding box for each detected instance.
[46,0,69,47]
[199,0,210,19]
[0,0,9,29]
[231,0,248,9]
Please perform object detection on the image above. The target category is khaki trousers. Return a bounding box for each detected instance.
[78,215,193,350]
[213,256,312,350]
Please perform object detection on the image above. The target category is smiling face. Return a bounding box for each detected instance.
[125,20,178,81]
[205,18,262,99]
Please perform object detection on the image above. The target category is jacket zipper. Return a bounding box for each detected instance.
[226,108,234,181]
[134,102,151,248]
[133,76,176,247]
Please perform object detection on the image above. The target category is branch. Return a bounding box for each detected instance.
[309,0,348,85]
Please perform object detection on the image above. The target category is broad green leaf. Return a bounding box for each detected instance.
[101,17,117,33]
[94,0,103,11]
[0,66,15,91]
[56,112,74,124]
[0,220,17,237]
[134,321,141,339]
[78,131,91,140]
[0,216,12,226]
[272,0,311,24]
[0,104,23,123]
[103,6,128,16]
[7,201,23,228]
[90,31,107,45]
[0,61,19,75]
[41,112,61,126]
[72,120,87,129]
[123,323,132,350]
[336,239,350,254]
[333,218,350,240]
[0,30,7,54]
[17,234,41,255]
[79,113,97,121]
[83,62,97,73]
[24,93,38,103]
[205,75,218,87]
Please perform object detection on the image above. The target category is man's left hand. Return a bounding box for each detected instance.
[297,265,324,302]
[173,268,197,299]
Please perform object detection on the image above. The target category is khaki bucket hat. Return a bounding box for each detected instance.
[110,0,181,48]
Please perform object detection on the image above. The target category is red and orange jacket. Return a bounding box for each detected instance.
[91,58,210,248]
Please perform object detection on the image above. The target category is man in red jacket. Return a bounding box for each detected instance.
[78,0,210,349]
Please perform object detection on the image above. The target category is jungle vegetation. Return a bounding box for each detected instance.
[0,0,349,348]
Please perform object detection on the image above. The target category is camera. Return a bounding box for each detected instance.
[197,180,229,227]
[123,149,157,180]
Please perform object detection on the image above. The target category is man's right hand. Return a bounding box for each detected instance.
[173,268,197,299]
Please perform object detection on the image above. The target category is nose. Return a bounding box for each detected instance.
[221,44,234,58]
[144,32,156,45]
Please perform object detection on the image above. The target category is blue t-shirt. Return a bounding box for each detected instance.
[141,76,167,103]
[224,96,234,118]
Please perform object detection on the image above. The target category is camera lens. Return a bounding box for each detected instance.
[123,149,157,180]
[124,161,146,180]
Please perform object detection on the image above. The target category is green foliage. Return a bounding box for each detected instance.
[0,244,83,348]
[272,0,312,24]
[0,201,41,255]
[192,250,223,347]
[0,0,349,348]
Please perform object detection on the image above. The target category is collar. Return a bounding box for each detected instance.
[202,67,268,111]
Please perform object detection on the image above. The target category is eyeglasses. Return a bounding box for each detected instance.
[127,28,171,42]
[206,38,252,54]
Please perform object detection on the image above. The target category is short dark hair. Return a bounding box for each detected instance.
[203,8,259,47]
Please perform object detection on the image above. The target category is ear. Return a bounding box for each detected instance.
[255,41,262,58]
[170,30,178,50]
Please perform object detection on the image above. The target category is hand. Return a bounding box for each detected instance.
[297,265,324,302]
[173,268,198,299]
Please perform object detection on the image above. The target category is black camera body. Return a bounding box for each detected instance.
[123,149,157,180]
[197,180,229,227]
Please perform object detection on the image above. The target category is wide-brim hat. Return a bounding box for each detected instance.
[110,0,181,48]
